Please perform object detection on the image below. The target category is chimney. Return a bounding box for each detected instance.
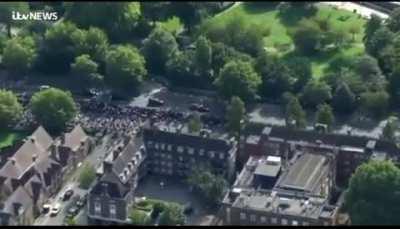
[60,135,65,145]
[80,139,85,146]
[32,154,38,162]
[30,136,36,143]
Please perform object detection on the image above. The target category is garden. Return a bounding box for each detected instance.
[0,130,26,151]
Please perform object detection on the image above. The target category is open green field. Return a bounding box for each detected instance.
[206,3,366,78]
[0,130,27,150]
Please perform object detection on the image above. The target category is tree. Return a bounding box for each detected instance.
[345,160,400,225]
[188,113,202,133]
[194,36,212,77]
[158,203,185,226]
[349,24,361,42]
[74,27,109,64]
[71,54,102,88]
[78,163,96,189]
[0,2,29,37]
[226,96,245,134]
[187,165,228,207]
[354,55,383,82]
[142,26,178,74]
[140,2,169,23]
[332,82,356,114]
[36,22,84,73]
[0,90,23,129]
[210,42,253,76]
[300,80,332,108]
[285,95,306,129]
[316,103,335,129]
[165,50,196,87]
[387,8,400,32]
[64,2,141,41]
[130,209,151,225]
[105,45,147,97]
[360,90,389,118]
[365,27,394,57]
[65,217,76,226]
[2,36,37,77]
[30,88,77,132]
[285,57,312,92]
[363,14,382,42]
[382,119,397,141]
[290,19,321,55]
[256,52,295,99]
[214,60,261,102]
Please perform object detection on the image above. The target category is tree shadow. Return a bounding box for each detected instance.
[278,6,318,27]
[242,2,279,14]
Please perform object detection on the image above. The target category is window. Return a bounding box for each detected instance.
[188,147,194,155]
[168,162,173,167]
[161,143,165,150]
[167,145,172,151]
[190,158,195,163]
[167,154,172,159]
[302,221,309,226]
[209,151,215,158]
[179,156,183,162]
[110,204,116,218]
[271,217,277,224]
[177,146,184,153]
[147,141,153,147]
[155,143,159,149]
[250,214,256,223]
[240,212,246,220]
[219,153,225,160]
[292,220,298,226]
[199,149,204,156]
[94,201,101,214]
[323,221,330,226]
[281,218,288,225]
[260,216,267,223]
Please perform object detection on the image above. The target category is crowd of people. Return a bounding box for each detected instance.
[73,99,189,139]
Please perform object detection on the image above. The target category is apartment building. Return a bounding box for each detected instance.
[222,151,339,226]
[87,137,146,225]
[0,125,90,225]
[143,122,237,181]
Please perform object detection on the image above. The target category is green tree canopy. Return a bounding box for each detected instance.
[332,82,356,114]
[71,54,102,89]
[354,55,383,82]
[316,103,335,129]
[142,26,178,74]
[78,163,96,189]
[382,118,397,141]
[226,96,245,134]
[0,90,23,129]
[64,2,141,41]
[105,45,147,97]
[214,60,261,102]
[363,14,382,42]
[30,88,77,132]
[195,35,212,77]
[285,94,306,129]
[300,79,332,108]
[2,35,37,77]
[290,19,321,55]
[360,90,389,118]
[188,113,202,133]
[345,160,400,225]
[74,27,109,63]
[365,26,394,57]
[387,7,400,33]
[286,57,312,92]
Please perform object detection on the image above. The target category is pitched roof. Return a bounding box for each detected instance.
[63,125,88,151]
[2,186,33,216]
[0,126,54,179]
[90,172,130,198]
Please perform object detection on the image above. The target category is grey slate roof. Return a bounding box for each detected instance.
[2,186,33,216]
[63,125,88,151]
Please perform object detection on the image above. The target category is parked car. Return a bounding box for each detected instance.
[42,204,51,214]
[50,203,61,217]
[147,98,165,107]
[197,105,210,113]
[76,194,87,209]
[62,188,74,201]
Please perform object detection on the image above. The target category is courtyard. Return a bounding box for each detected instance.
[135,175,219,225]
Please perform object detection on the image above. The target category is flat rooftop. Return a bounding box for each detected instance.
[277,153,327,192]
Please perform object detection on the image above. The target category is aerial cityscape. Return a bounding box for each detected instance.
[1,1,400,226]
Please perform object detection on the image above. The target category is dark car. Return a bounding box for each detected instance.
[62,189,74,201]
[76,194,87,209]
[197,105,210,113]
[148,98,165,107]
[189,103,200,111]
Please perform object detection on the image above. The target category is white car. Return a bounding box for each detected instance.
[50,203,61,217]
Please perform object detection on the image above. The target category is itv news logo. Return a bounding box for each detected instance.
[12,11,59,21]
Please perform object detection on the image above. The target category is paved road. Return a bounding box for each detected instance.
[34,135,112,225]
[321,2,389,19]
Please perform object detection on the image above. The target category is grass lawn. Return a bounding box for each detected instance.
[0,130,27,150]
[204,3,366,79]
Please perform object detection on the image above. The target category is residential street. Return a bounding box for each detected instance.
[33,135,112,225]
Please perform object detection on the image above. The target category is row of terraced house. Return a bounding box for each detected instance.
[0,125,92,225]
